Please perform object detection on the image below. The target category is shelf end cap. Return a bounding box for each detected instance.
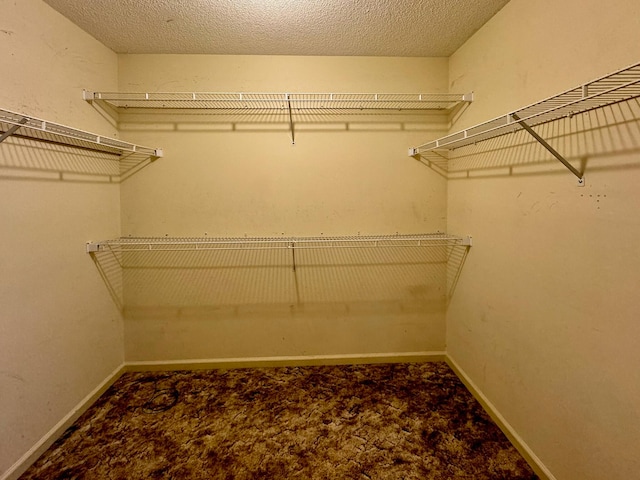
[86,242,101,253]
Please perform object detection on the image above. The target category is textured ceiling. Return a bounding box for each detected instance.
[42,0,510,57]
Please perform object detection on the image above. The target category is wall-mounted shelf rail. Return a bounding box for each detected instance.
[88,234,473,307]
[0,107,163,158]
[409,61,640,180]
[85,91,473,145]
[86,233,472,254]
[84,91,472,112]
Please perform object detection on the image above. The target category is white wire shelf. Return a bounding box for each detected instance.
[84,91,473,112]
[409,61,640,159]
[0,107,163,158]
[86,233,472,253]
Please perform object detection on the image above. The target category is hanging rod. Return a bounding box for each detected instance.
[0,107,163,158]
[409,61,640,180]
[86,233,473,253]
[84,91,473,112]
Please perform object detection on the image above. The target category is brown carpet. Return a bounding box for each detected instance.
[20,362,538,479]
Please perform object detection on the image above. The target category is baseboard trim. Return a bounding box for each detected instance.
[125,351,447,371]
[11,353,543,480]
[1,363,126,480]
[445,355,556,480]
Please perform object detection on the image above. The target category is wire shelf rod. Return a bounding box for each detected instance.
[415,79,640,152]
[86,234,472,253]
[105,234,464,244]
[0,107,163,158]
[410,61,640,154]
[101,244,459,253]
[85,91,473,112]
[88,92,469,101]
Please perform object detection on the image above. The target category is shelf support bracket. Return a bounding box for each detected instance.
[290,242,297,272]
[511,113,584,182]
[287,94,295,145]
[0,117,28,144]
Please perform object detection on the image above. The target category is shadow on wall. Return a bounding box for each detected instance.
[102,104,457,144]
[89,242,470,318]
[0,135,157,183]
[0,102,460,181]
[416,99,640,180]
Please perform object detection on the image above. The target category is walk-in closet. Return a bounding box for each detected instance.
[1,1,639,479]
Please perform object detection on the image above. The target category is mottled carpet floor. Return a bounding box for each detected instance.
[21,362,538,479]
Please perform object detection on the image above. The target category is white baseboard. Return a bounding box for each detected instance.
[445,355,556,480]
[125,351,447,371]
[2,352,442,478]
[1,364,126,480]
[5,353,551,480]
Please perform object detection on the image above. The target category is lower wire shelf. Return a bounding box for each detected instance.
[86,233,472,254]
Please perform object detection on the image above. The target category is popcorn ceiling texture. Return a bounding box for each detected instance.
[42,0,510,56]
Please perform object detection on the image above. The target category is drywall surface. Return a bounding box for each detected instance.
[0,1,122,476]
[446,0,640,478]
[116,55,451,361]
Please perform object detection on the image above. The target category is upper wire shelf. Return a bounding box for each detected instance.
[0,107,163,158]
[86,233,472,253]
[84,91,473,112]
[409,61,640,156]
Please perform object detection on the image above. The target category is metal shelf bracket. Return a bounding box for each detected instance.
[510,113,584,181]
[286,93,295,145]
[0,116,28,143]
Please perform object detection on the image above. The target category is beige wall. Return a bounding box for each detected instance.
[117,54,449,237]
[0,1,122,476]
[446,0,640,478]
[115,55,452,361]
[6,1,639,478]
